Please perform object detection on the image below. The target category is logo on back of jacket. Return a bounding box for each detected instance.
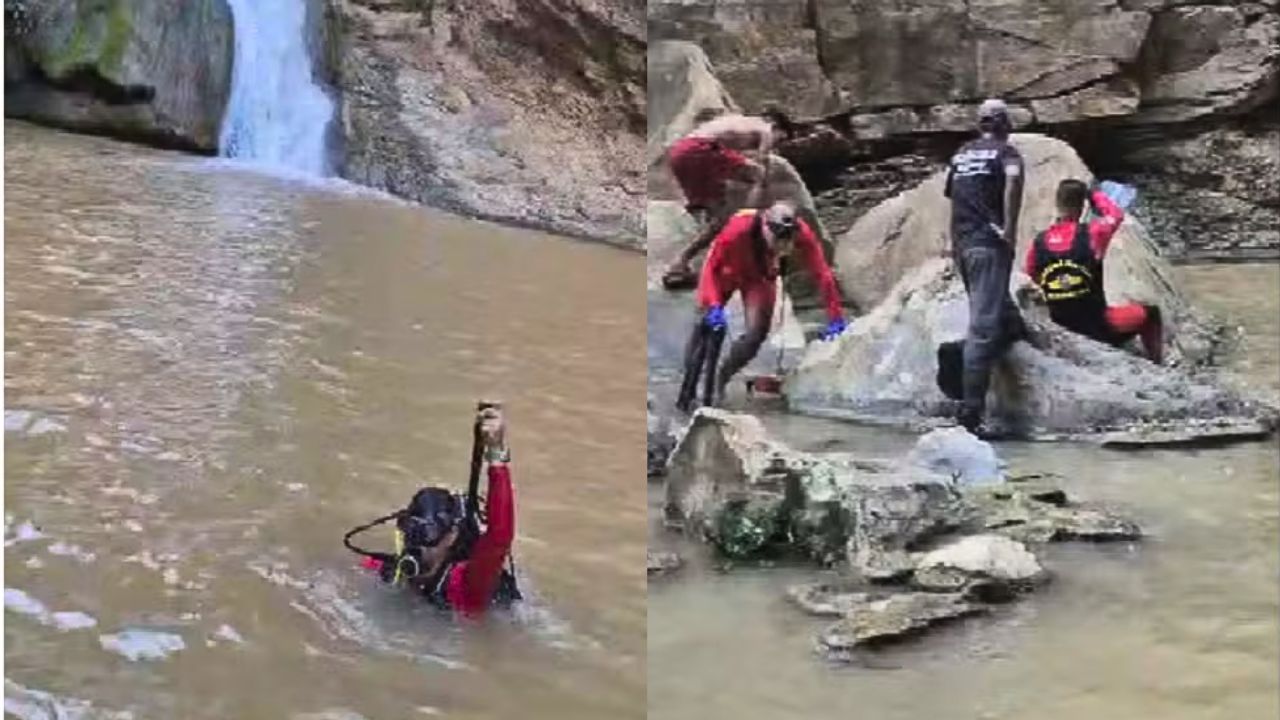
[1037,259,1093,301]
[951,148,1000,177]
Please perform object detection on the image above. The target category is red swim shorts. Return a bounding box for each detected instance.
[667,137,751,211]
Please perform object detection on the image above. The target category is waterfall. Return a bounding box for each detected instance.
[218,0,335,175]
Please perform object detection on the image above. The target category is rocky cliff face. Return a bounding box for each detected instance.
[324,0,647,248]
[650,0,1280,260]
[4,0,234,152]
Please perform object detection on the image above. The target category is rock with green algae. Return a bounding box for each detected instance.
[6,0,234,151]
[664,409,1142,568]
[663,408,962,569]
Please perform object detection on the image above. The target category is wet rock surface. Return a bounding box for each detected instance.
[647,550,684,578]
[648,395,678,477]
[1094,120,1280,262]
[5,0,235,152]
[788,258,1278,443]
[323,0,646,247]
[913,534,1047,599]
[816,592,988,656]
[665,410,1145,654]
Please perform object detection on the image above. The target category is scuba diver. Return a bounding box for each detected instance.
[1026,179,1163,363]
[344,403,520,616]
[677,201,846,412]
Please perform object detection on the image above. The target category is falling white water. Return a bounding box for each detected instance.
[218,0,335,175]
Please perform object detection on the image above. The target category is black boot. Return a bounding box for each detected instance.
[957,407,983,434]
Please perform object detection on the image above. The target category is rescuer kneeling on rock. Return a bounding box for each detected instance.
[1027,179,1164,364]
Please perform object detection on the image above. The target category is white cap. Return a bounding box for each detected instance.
[978,98,1009,119]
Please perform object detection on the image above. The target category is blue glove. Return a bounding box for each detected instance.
[821,317,847,341]
[1098,180,1138,210]
[704,305,727,331]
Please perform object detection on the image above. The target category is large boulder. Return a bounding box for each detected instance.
[647,39,737,192]
[663,409,961,563]
[788,258,1278,443]
[5,0,235,152]
[327,0,646,247]
[832,133,1219,365]
[662,409,1143,565]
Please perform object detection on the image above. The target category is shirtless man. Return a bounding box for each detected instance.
[662,112,776,286]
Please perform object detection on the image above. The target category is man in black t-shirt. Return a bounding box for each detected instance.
[943,99,1027,434]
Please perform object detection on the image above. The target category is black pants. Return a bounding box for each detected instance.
[955,245,1025,419]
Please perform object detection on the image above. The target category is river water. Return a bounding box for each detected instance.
[648,264,1279,719]
[4,122,647,719]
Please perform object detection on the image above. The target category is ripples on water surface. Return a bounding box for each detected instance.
[5,122,646,719]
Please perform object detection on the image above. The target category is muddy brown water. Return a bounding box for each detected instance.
[648,262,1278,719]
[4,122,647,719]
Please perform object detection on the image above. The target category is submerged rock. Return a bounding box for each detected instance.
[647,551,684,578]
[964,481,1142,544]
[788,259,1277,443]
[816,592,988,656]
[786,581,872,619]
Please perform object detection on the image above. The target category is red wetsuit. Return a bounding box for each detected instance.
[668,136,753,212]
[696,209,843,322]
[445,463,514,616]
[1026,188,1160,355]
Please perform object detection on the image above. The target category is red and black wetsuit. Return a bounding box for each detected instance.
[1026,188,1162,359]
[696,209,843,322]
[442,463,514,616]
[368,464,515,616]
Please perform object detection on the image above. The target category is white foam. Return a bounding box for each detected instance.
[5,588,99,632]
[5,521,45,547]
[99,629,186,662]
[219,0,335,175]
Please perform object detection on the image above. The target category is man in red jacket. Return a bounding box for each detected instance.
[1026,179,1163,363]
[686,202,846,405]
[358,405,517,616]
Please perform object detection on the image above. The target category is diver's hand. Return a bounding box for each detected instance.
[478,404,509,463]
